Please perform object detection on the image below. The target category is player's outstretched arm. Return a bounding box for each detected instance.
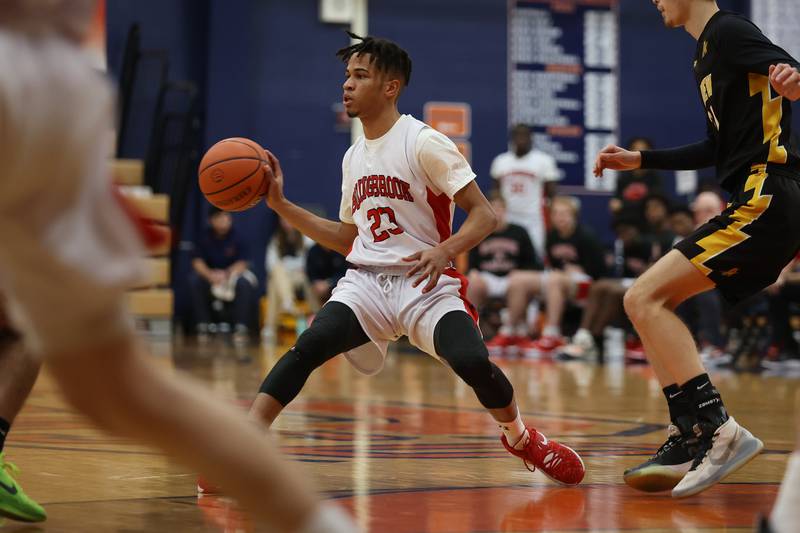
[262,151,358,256]
[593,145,641,177]
[596,136,717,176]
[770,64,800,101]
[404,181,497,293]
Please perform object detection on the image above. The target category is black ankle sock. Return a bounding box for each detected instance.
[681,373,728,428]
[662,384,695,435]
[0,417,9,453]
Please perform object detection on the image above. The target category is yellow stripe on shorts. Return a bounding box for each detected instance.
[690,165,772,276]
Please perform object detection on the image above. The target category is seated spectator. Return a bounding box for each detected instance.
[263,217,313,339]
[668,204,695,246]
[467,193,541,344]
[487,196,606,355]
[305,243,350,308]
[691,190,726,227]
[642,193,675,258]
[767,256,800,365]
[546,196,608,280]
[190,208,258,345]
[609,137,664,215]
[559,208,654,360]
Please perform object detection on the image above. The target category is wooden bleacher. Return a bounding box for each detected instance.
[112,159,173,321]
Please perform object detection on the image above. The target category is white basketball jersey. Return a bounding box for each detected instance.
[490,149,560,218]
[339,114,476,268]
[490,149,560,255]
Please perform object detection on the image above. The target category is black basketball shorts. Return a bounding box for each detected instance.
[675,164,800,305]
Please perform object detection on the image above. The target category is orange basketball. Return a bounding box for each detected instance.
[198,137,270,211]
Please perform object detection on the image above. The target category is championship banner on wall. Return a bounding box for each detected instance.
[508,0,619,191]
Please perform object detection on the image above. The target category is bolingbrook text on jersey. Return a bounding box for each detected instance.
[351,174,414,214]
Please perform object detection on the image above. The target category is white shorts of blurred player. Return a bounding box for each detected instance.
[329,266,477,375]
[0,32,145,356]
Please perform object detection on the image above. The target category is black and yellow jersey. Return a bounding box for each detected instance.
[642,10,800,192]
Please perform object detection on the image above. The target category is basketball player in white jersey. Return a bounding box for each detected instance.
[490,124,560,259]
[0,2,355,531]
[207,33,585,491]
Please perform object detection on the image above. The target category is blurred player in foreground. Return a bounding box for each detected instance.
[0,2,355,531]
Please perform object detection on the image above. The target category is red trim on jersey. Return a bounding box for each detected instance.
[112,187,169,250]
[426,187,451,242]
[443,267,479,325]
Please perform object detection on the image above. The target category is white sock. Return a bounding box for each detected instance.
[499,324,514,336]
[499,409,529,450]
[771,451,800,533]
[542,324,560,338]
[296,503,357,533]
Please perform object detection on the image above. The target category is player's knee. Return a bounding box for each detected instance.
[47,336,153,430]
[623,281,652,324]
[51,358,125,430]
[258,346,322,406]
[294,323,330,357]
[448,350,493,386]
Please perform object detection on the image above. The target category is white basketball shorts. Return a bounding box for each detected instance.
[329,265,478,375]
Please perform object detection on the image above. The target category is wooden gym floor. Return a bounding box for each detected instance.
[1,336,796,532]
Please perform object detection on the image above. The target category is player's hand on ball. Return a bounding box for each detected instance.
[403,247,450,293]
[770,64,800,101]
[593,145,641,177]
[263,150,285,209]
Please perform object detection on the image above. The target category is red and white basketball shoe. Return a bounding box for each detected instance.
[197,475,222,495]
[624,338,648,364]
[502,428,585,486]
[486,334,521,355]
[525,335,566,356]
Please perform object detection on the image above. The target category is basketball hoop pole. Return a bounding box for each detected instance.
[350,0,367,144]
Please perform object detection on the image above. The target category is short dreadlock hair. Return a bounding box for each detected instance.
[336,32,412,87]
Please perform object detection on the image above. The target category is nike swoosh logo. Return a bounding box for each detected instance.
[697,382,710,390]
[669,392,682,399]
[0,480,18,495]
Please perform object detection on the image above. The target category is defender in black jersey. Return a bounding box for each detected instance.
[594,0,800,504]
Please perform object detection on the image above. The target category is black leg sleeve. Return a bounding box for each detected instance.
[259,301,370,406]
[434,310,515,409]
